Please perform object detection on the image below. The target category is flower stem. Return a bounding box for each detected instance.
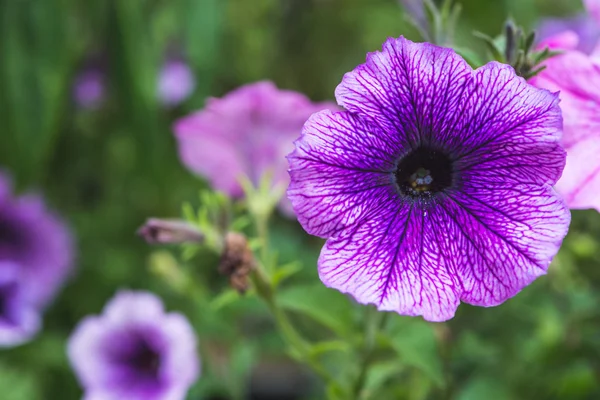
[352,309,390,400]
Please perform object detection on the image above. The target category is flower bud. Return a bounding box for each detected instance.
[137,218,204,244]
[218,232,255,294]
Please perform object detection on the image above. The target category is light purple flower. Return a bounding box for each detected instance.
[68,291,200,400]
[538,13,600,54]
[73,68,106,110]
[287,37,570,321]
[173,81,337,215]
[0,261,40,347]
[158,59,196,107]
[0,172,73,308]
[531,41,600,212]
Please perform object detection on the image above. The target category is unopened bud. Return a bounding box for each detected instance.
[218,232,256,294]
[137,218,204,244]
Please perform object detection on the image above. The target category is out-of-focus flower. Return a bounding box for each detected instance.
[0,172,73,308]
[73,68,106,110]
[0,261,40,347]
[137,218,204,245]
[0,171,73,346]
[68,291,200,400]
[538,14,600,53]
[288,37,570,321]
[531,43,600,212]
[173,81,337,215]
[585,0,600,23]
[158,59,196,107]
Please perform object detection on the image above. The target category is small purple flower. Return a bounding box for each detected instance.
[173,81,337,215]
[0,172,73,308]
[68,291,200,400]
[158,59,196,107]
[537,14,600,54]
[288,37,570,321]
[0,261,40,347]
[73,68,106,110]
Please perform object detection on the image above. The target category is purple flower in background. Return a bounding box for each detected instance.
[0,261,40,347]
[158,59,196,107]
[68,291,199,400]
[173,81,337,215]
[537,0,600,53]
[0,172,73,309]
[537,14,600,53]
[531,40,600,212]
[73,68,106,110]
[0,171,72,346]
[288,37,570,321]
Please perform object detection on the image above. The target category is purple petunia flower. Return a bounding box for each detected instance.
[0,261,40,347]
[68,291,200,400]
[0,171,73,345]
[173,81,337,215]
[537,13,600,54]
[287,37,570,321]
[0,172,73,308]
[73,68,106,110]
[158,59,196,107]
[531,40,600,212]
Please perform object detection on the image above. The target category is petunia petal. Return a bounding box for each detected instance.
[450,63,563,186]
[335,37,472,150]
[531,48,600,211]
[530,50,600,148]
[288,110,399,238]
[437,184,569,306]
[585,0,600,25]
[556,138,600,211]
[318,198,460,322]
[537,30,580,51]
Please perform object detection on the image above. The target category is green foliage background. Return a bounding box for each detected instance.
[0,0,598,399]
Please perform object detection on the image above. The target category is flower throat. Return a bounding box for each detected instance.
[395,146,454,198]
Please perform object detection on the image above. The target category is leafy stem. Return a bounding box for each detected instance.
[352,308,391,400]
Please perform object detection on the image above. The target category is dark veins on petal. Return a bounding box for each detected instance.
[395,146,455,200]
[0,213,30,260]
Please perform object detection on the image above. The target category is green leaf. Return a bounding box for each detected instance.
[457,375,513,400]
[454,46,484,68]
[278,283,356,337]
[271,262,303,287]
[362,361,405,399]
[387,318,444,387]
[0,363,41,400]
[210,289,242,311]
[473,31,504,62]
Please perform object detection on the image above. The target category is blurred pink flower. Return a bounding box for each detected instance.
[173,81,337,215]
[158,59,196,107]
[532,15,600,211]
[585,0,600,23]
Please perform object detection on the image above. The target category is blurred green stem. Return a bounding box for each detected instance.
[352,309,390,400]
[249,209,338,387]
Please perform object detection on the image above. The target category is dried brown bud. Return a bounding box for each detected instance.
[137,218,204,244]
[218,232,256,294]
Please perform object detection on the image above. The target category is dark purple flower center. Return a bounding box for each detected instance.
[114,337,161,379]
[0,213,29,260]
[104,327,166,394]
[395,146,454,198]
[0,280,21,326]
